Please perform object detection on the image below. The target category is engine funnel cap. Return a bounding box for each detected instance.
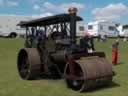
[68,7,77,14]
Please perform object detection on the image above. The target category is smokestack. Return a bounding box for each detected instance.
[68,7,77,45]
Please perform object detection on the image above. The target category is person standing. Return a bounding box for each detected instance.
[80,32,95,53]
[112,39,119,65]
[97,34,101,42]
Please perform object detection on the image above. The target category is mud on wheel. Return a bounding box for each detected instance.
[17,48,41,80]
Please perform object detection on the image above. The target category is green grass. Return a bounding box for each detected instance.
[0,38,128,96]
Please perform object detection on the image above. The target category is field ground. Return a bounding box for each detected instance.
[0,38,128,96]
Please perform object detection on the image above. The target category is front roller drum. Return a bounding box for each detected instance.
[64,56,113,92]
[64,62,85,92]
[17,48,41,80]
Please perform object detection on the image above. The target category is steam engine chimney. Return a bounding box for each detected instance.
[68,7,77,45]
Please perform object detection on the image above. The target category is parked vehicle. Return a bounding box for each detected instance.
[117,25,128,37]
[0,15,31,38]
[87,20,119,37]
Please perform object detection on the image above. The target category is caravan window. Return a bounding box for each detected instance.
[79,26,85,31]
[100,25,103,30]
[108,26,115,31]
[88,25,93,30]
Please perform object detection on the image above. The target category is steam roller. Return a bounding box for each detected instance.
[17,7,114,92]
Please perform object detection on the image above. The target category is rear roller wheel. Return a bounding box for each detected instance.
[17,48,41,80]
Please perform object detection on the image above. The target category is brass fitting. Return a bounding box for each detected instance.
[68,7,77,14]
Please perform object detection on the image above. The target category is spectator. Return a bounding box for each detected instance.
[101,35,107,42]
[112,39,119,65]
[97,34,101,42]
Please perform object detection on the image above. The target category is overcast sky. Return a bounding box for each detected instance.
[0,0,128,24]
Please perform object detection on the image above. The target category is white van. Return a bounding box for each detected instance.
[0,15,31,38]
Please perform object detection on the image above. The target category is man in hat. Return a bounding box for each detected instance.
[80,32,95,53]
[112,39,119,65]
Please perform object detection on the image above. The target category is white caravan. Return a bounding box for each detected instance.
[87,20,119,37]
[76,21,87,37]
[0,15,31,37]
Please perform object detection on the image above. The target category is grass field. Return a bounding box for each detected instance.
[0,38,128,96]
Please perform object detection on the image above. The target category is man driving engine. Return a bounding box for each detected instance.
[80,32,95,53]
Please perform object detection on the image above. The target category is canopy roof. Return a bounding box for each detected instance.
[18,13,83,27]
